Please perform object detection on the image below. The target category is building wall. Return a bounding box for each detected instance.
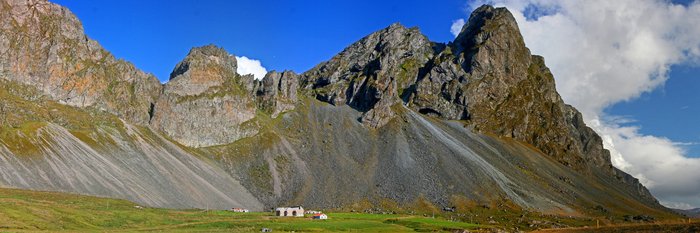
[275,207,304,217]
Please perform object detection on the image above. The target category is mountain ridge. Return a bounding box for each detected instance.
[0,0,674,221]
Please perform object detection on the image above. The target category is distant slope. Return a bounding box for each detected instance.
[674,208,700,218]
[0,80,262,210]
[203,99,671,218]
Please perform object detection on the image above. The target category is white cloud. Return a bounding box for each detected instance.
[450,19,466,38]
[589,119,700,209]
[455,0,700,208]
[235,56,268,80]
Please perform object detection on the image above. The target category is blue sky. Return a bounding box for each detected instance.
[50,0,700,208]
[51,0,465,80]
[607,65,700,158]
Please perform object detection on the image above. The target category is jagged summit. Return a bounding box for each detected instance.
[169,45,238,80]
[164,45,240,96]
[453,5,526,55]
[300,21,434,127]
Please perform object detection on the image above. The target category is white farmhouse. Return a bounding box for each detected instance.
[275,206,304,217]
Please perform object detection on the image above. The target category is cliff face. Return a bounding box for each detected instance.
[301,23,435,128]
[149,45,259,148]
[148,45,299,148]
[0,0,161,125]
[0,0,665,218]
[447,6,613,174]
[257,70,299,118]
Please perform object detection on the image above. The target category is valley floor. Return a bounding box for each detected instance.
[0,188,479,232]
[1,187,696,232]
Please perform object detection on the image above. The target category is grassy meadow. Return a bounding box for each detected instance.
[0,188,479,232]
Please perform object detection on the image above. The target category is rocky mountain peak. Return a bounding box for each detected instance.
[301,22,434,127]
[298,5,619,177]
[165,45,239,96]
[428,5,621,177]
[0,0,162,125]
[149,45,259,148]
[170,45,237,79]
[453,5,525,56]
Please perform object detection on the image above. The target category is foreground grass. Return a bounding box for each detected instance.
[0,188,479,232]
[532,221,700,233]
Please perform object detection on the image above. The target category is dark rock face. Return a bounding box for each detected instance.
[257,70,298,117]
[149,45,260,148]
[442,6,617,178]
[301,23,434,127]
[445,6,601,173]
[0,0,161,125]
[212,101,666,214]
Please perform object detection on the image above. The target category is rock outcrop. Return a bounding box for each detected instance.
[256,70,298,117]
[301,23,434,127]
[149,45,259,148]
[0,0,161,125]
[149,45,300,147]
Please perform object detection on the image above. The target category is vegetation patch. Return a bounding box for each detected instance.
[0,188,486,232]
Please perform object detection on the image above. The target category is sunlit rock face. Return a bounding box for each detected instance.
[149,45,260,148]
[0,0,161,125]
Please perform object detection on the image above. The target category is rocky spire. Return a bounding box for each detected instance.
[163,45,240,96]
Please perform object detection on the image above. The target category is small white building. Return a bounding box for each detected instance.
[312,213,328,220]
[275,206,304,217]
[231,208,249,213]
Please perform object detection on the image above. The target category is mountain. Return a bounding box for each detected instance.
[0,0,161,125]
[674,208,700,218]
[0,0,675,221]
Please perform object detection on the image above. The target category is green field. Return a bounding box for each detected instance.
[0,188,479,232]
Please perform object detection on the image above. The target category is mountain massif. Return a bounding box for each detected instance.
[0,0,675,221]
